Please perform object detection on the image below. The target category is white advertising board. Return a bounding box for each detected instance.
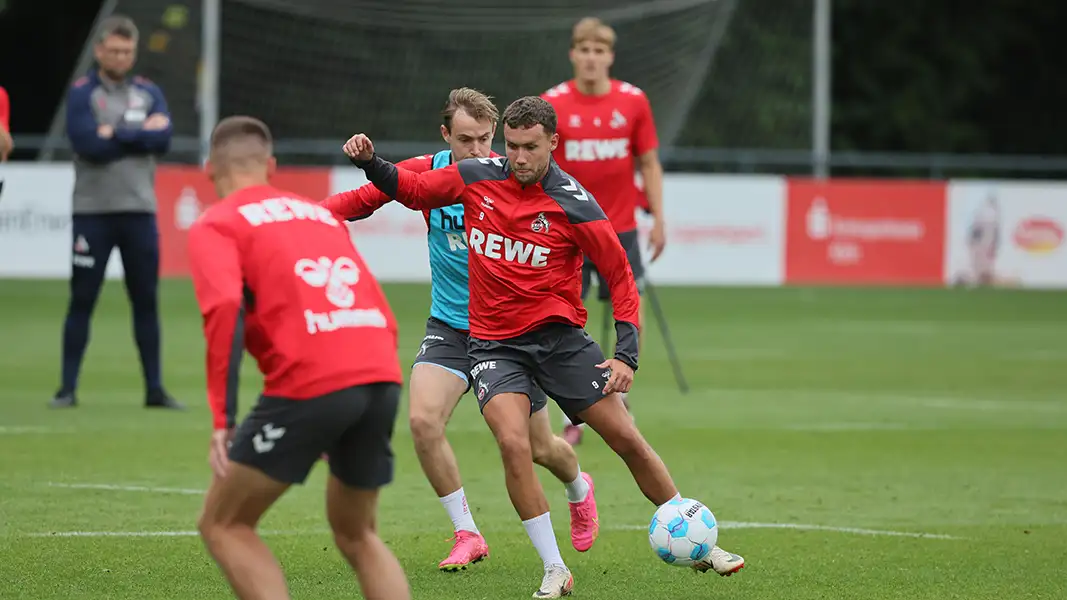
[946,180,1067,289]
[0,163,124,279]
[331,169,786,286]
[636,174,786,285]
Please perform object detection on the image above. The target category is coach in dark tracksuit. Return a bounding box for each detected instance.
[50,15,183,410]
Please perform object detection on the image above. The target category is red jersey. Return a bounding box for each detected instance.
[355,154,641,368]
[323,154,435,221]
[541,79,659,233]
[322,151,502,221]
[0,86,10,131]
[187,184,402,430]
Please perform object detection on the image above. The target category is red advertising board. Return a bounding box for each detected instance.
[785,179,947,285]
[154,165,331,276]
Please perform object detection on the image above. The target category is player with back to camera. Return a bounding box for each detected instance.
[323,88,601,571]
[188,116,411,600]
[344,96,744,599]
[542,17,668,446]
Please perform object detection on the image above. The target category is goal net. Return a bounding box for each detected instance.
[60,0,814,163]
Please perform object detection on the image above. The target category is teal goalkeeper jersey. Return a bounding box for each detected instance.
[425,150,470,331]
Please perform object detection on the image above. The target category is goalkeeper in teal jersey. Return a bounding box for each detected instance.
[321,88,600,573]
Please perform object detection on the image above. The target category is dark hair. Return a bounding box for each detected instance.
[96,15,139,43]
[442,88,499,132]
[210,116,273,151]
[501,96,557,135]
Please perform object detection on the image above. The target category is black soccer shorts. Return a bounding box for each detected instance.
[469,323,611,425]
[582,228,646,301]
[412,317,473,391]
[228,382,400,489]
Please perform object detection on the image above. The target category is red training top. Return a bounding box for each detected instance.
[356,154,641,369]
[542,79,659,233]
[187,184,402,430]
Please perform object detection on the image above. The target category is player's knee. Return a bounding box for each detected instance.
[529,433,558,467]
[602,420,647,459]
[332,525,377,558]
[495,430,533,466]
[408,409,445,444]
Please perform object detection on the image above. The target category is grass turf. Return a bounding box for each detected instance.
[0,280,1065,599]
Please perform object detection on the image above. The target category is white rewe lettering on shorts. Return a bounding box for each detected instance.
[238,197,340,228]
[468,227,550,267]
[564,138,630,162]
[470,360,496,378]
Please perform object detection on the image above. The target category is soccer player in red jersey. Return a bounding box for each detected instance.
[0,86,12,161]
[324,88,599,572]
[188,116,411,600]
[541,17,668,446]
[344,96,744,597]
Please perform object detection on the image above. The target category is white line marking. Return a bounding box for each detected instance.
[0,426,73,435]
[47,482,204,495]
[610,521,961,539]
[25,529,315,538]
[21,522,961,540]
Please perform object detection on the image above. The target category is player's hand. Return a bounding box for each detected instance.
[208,428,235,479]
[649,218,667,262]
[143,113,170,131]
[597,358,634,395]
[342,133,375,164]
[97,124,114,139]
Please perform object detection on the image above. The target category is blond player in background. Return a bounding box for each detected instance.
[542,17,667,446]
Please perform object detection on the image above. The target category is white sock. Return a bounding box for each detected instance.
[522,512,565,568]
[440,487,479,534]
[564,471,589,503]
[659,492,683,508]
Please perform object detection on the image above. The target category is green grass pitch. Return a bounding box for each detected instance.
[1,280,1065,599]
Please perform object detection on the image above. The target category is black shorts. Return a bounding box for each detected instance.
[413,317,472,392]
[228,382,400,489]
[582,228,646,301]
[469,323,611,425]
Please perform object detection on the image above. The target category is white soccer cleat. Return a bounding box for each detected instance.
[693,545,745,576]
[533,564,574,598]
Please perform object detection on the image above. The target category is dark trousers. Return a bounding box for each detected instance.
[61,212,162,394]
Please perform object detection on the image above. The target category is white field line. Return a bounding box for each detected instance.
[37,482,964,540]
[25,529,313,538]
[612,521,962,540]
[0,426,75,434]
[47,482,204,495]
[21,522,961,541]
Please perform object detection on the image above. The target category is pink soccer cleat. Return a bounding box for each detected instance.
[568,472,599,552]
[438,530,489,571]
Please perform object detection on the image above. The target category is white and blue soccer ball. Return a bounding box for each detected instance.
[648,497,718,567]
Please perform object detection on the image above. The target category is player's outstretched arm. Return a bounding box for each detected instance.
[187,219,245,433]
[322,155,435,221]
[343,134,465,210]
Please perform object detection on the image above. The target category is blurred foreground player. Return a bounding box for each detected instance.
[324,88,599,571]
[346,96,743,597]
[543,17,667,445]
[0,85,12,161]
[51,15,181,410]
[190,116,410,600]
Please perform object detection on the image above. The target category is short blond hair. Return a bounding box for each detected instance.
[571,17,616,49]
[441,88,499,132]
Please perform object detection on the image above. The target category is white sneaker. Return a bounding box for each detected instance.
[693,545,745,576]
[533,564,574,598]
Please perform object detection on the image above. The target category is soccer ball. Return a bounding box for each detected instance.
[648,497,718,567]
